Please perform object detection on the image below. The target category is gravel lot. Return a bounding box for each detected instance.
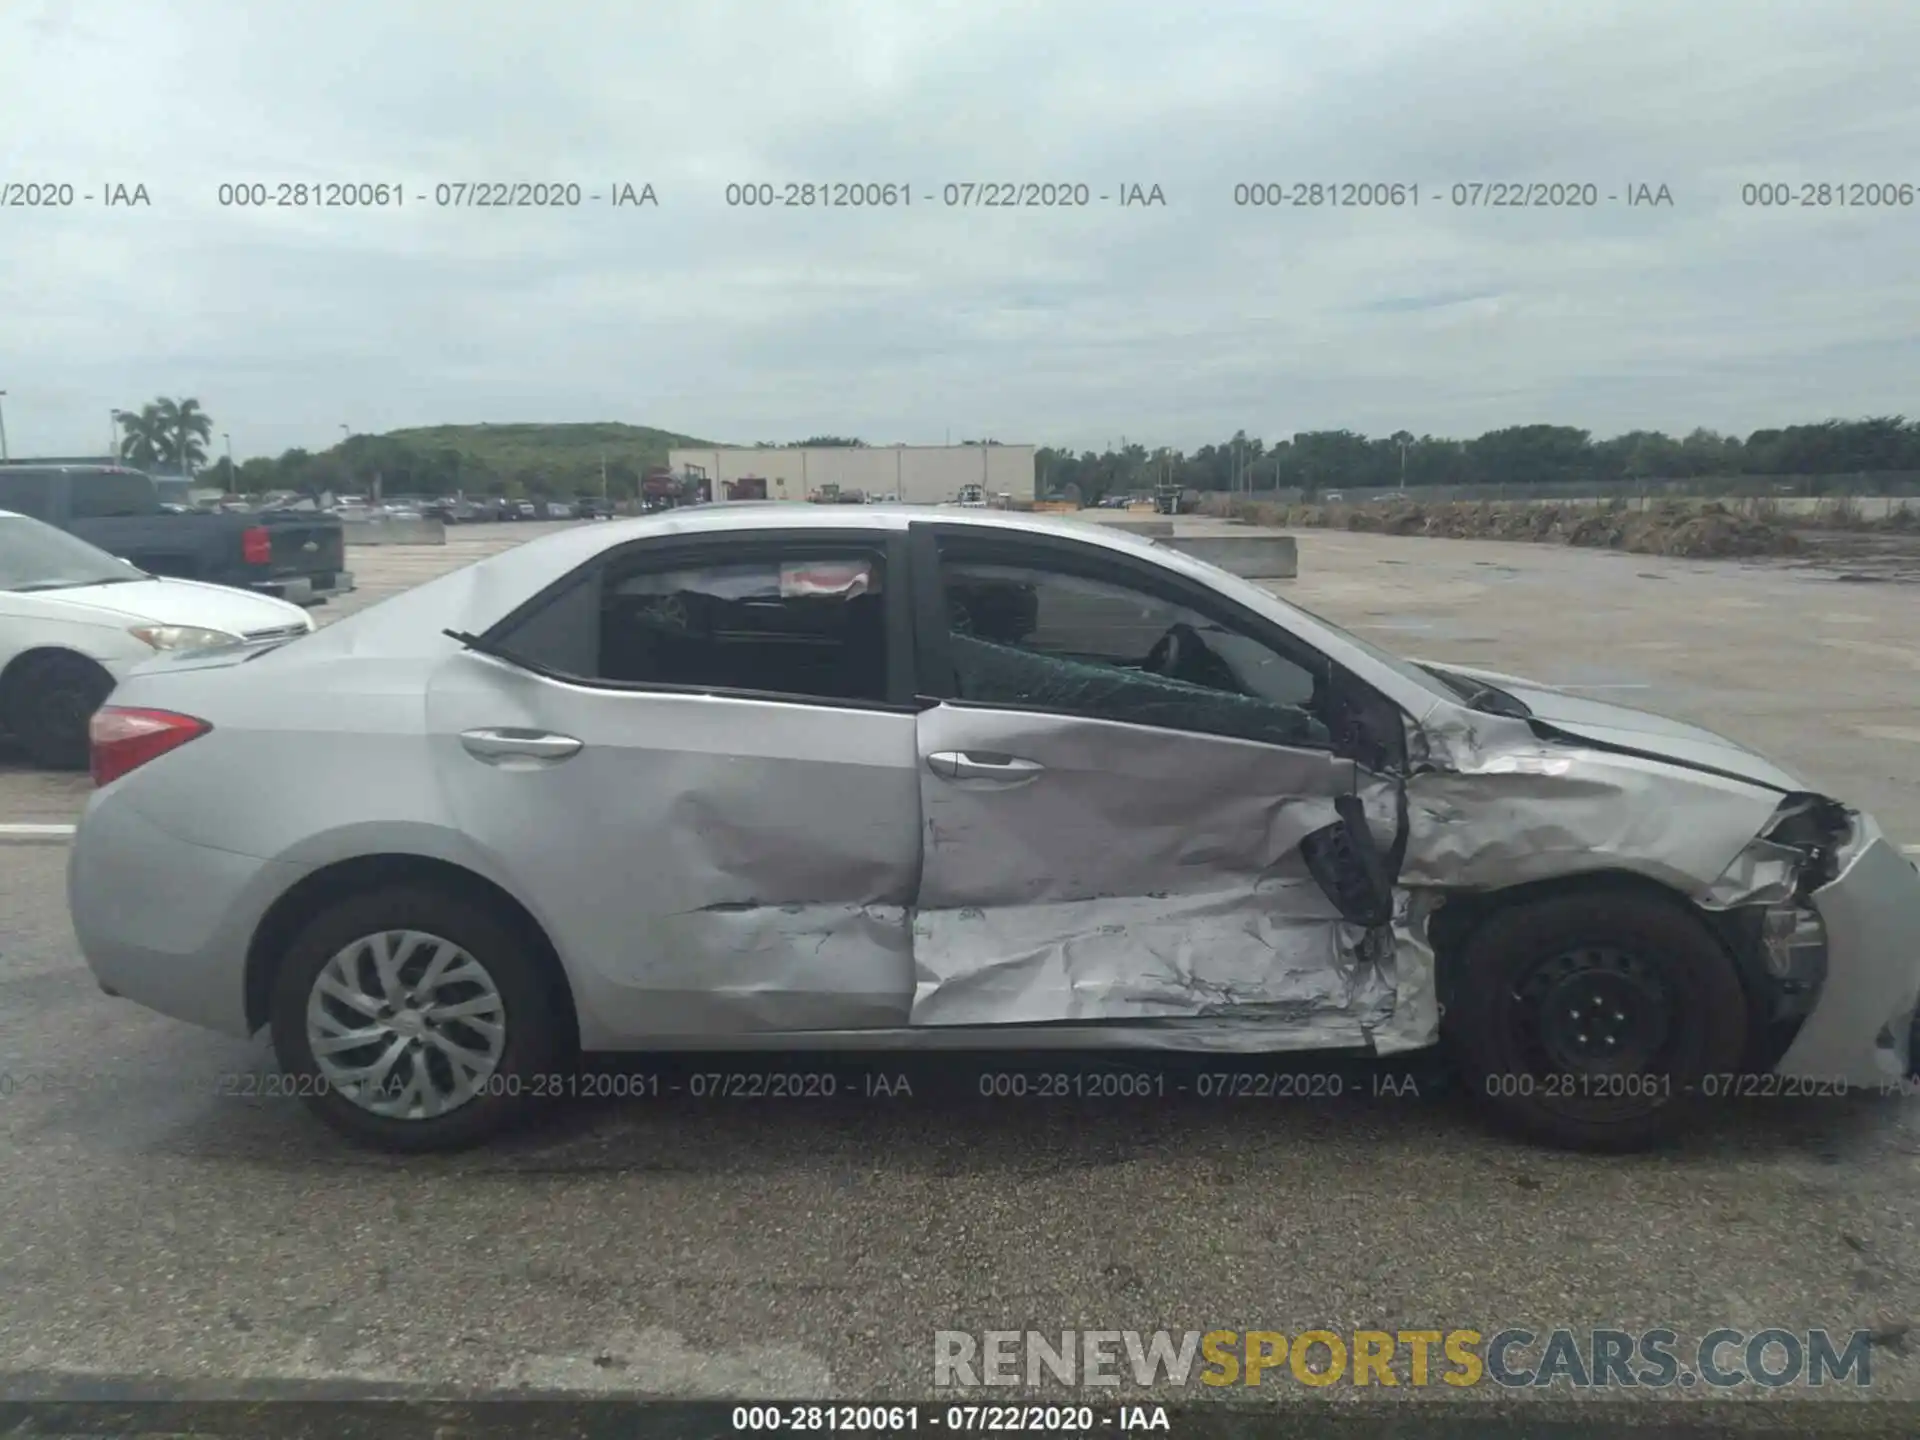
[2,519,1917,1418]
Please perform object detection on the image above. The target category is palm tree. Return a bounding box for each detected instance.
[153,397,213,477]
[116,405,166,467]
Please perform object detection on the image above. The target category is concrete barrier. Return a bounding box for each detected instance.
[1160,534,1298,579]
[342,517,447,546]
[1086,515,1175,537]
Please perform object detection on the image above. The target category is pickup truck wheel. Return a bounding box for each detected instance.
[11,653,115,770]
[1445,887,1747,1152]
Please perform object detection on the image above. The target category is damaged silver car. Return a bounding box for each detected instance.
[67,507,1920,1151]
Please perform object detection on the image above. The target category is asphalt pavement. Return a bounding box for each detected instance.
[1,519,1918,1413]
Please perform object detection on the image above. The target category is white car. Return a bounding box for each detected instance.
[0,508,315,768]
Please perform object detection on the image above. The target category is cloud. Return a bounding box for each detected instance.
[0,0,1916,457]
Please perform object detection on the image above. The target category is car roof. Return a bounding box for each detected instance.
[543,501,1167,547]
[453,502,1186,600]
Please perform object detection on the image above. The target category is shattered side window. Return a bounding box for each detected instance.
[588,549,890,702]
[941,560,1332,748]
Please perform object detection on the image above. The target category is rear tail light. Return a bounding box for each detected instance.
[89,707,211,786]
[242,525,272,565]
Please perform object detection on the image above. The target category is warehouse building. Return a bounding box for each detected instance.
[666,444,1036,505]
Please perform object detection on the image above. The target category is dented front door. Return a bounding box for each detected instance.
[907,529,1399,1039]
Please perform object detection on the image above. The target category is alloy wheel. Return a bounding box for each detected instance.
[305,930,507,1119]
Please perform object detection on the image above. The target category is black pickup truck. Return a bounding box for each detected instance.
[0,464,352,605]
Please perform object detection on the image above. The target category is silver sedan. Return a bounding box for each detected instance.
[67,506,1920,1150]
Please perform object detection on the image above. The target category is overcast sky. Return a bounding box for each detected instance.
[2,0,1917,460]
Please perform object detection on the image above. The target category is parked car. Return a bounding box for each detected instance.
[0,508,314,767]
[515,500,540,520]
[0,464,351,607]
[67,508,1920,1152]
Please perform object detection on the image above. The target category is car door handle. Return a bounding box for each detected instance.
[928,751,1045,783]
[460,728,583,763]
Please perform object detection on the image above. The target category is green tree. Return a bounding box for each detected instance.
[153,397,213,475]
[116,405,166,467]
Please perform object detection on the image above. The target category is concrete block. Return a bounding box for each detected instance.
[1090,515,1175,537]
[342,517,447,546]
[1160,534,1298,579]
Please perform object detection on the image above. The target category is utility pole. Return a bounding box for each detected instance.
[109,409,124,462]
[601,451,608,501]
[1399,439,1409,492]
[0,390,9,462]
[223,432,234,492]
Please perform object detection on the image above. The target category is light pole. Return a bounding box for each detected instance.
[1399,440,1409,492]
[110,409,126,462]
[0,390,9,462]
[223,432,234,492]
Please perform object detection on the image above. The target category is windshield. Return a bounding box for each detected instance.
[0,515,148,591]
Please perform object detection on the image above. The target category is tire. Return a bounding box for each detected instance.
[1444,886,1748,1152]
[10,652,114,770]
[268,885,565,1152]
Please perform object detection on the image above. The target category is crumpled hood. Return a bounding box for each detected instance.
[1422,661,1807,794]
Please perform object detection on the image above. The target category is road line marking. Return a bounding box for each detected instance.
[0,822,76,841]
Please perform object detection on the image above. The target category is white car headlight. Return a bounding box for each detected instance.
[128,624,242,652]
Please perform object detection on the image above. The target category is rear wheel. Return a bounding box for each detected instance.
[10,652,114,769]
[1445,887,1748,1151]
[268,885,564,1152]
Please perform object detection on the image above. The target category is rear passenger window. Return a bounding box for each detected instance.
[496,547,891,705]
[0,471,55,520]
[67,472,154,518]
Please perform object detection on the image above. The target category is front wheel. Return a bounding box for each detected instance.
[1444,887,1748,1152]
[268,886,564,1152]
[10,652,115,769]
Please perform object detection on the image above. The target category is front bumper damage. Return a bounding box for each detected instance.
[1766,813,1920,1086]
[1397,703,1920,1086]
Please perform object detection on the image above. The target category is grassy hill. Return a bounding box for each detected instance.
[316,421,725,498]
[381,421,719,475]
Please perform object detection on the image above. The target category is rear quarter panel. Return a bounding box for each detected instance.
[99,653,474,871]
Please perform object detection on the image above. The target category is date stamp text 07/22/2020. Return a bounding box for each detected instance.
[8,178,1920,210]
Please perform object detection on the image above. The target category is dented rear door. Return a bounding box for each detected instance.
[905,523,1398,1041]
[425,528,923,1047]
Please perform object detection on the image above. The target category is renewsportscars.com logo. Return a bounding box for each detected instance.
[933,1328,1875,1390]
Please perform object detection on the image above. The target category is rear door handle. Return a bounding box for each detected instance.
[928,751,1045,784]
[460,728,583,763]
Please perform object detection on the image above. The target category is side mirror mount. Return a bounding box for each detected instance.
[1300,794,1395,928]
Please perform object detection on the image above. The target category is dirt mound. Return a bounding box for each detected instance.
[1209,497,1801,557]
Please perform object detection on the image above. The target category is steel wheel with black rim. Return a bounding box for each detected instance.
[1444,885,1748,1151]
[268,885,563,1151]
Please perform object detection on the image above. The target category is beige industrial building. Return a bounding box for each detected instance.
[666,444,1037,505]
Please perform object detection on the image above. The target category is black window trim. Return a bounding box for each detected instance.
[472,525,918,714]
[906,520,1349,749]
